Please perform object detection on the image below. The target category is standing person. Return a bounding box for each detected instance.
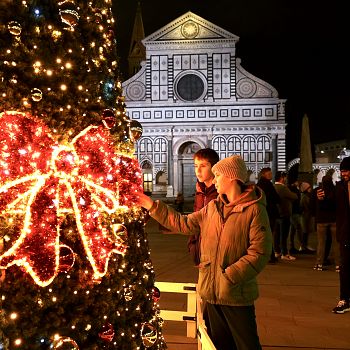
[188,148,219,337]
[138,155,272,350]
[274,171,298,260]
[288,179,303,255]
[188,148,219,265]
[299,182,316,253]
[257,167,280,263]
[328,157,350,313]
[311,175,339,271]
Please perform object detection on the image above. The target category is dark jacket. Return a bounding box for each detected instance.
[336,180,350,244]
[257,177,280,223]
[193,182,218,212]
[274,183,298,218]
[310,176,336,224]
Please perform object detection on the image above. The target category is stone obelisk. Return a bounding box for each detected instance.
[298,114,314,186]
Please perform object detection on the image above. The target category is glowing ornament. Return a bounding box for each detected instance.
[152,286,161,302]
[130,120,143,141]
[101,109,116,129]
[111,224,128,254]
[94,10,103,24]
[141,322,158,348]
[52,336,79,349]
[124,287,133,301]
[58,245,75,273]
[0,112,142,287]
[7,21,22,36]
[31,88,43,102]
[98,322,115,342]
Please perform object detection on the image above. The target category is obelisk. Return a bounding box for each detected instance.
[298,114,314,186]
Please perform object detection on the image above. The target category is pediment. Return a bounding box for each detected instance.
[143,11,239,44]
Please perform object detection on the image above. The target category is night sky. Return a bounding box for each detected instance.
[113,0,349,161]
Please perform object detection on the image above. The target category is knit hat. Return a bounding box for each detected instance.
[340,156,350,171]
[212,155,248,183]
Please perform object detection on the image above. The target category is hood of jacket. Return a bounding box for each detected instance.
[217,184,266,215]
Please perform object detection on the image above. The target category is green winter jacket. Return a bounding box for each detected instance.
[149,185,272,306]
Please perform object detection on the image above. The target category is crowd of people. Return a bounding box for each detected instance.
[137,150,350,350]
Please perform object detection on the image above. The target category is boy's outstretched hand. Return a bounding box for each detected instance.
[137,192,154,210]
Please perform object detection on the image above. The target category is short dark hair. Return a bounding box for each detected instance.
[275,171,287,182]
[194,148,220,167]
[260,167,272,175]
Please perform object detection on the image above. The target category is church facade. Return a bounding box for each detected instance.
[122,11,287,196]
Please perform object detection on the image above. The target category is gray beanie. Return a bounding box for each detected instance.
[212,155,248,183]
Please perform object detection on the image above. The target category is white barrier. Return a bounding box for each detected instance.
[155,281,217,349]
[155,281,197,337]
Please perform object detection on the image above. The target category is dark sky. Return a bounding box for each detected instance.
[113,0,349,161]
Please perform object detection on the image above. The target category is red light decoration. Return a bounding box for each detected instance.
[0,111,143,287]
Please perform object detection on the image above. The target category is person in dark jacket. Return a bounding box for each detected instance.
[257,167,280,263]
[311,175,339,271]
[138,155,272,350]
[332,157,350,313]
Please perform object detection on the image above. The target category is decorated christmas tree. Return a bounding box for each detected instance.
[0,1,165,349]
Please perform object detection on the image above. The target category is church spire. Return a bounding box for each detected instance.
[128,1,146,78]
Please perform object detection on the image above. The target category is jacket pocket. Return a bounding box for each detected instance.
[218,271,243,302]
[197,261,212,300]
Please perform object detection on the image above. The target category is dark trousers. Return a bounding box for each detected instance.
[274,217,291,255]
[206,303,262,350]
[339,244,350,301]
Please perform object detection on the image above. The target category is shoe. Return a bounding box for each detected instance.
[281,254,296,261]
[289,247,299,255]
[332,300,350,314]
[274,252,281,258]
[336,265,340,272]
[299,247,315,254]
[313,264,325,271]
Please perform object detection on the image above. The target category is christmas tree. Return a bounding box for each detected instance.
[0,1,165,349]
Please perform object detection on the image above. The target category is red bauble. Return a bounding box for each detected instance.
[58,245,75,273]
[152,286,161,302]
[102,109,116,129]
[98,322,115,342]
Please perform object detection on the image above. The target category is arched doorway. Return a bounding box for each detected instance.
[141,160,153,195]
[178,142,201,197]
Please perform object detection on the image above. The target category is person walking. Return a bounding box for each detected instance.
[274,171,298,260]
[329,157,350,313]
[138,155,272,350]
[257,167,280,263]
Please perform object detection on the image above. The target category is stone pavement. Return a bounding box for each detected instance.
[145,217,350,350]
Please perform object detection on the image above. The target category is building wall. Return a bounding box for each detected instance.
[122,11,287,196]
